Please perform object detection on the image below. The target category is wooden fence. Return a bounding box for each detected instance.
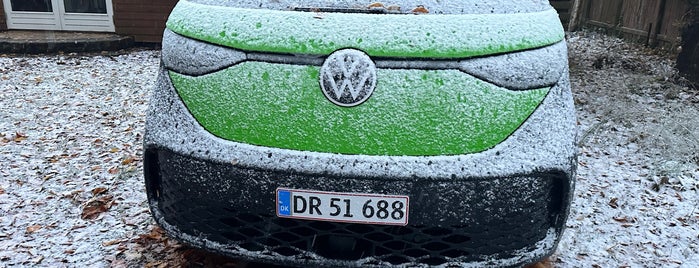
[551,0,574,25]
[571,0,692,48]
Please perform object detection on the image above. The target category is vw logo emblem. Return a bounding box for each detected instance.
[319,49,377,107]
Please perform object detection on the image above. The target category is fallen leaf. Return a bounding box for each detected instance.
[613,217,629,223]
[367,2,384,8]
[91,187,108,196]
[133,226,166,246]
[121,156,136,165]
[102,239,126,247]
[81,195,114,220]
[386,5,400,11]
[0,187,5,195]
[110,147,120,153]
[26,225,42,234]
[524,257,554,268]
[608,197,619,209]
[13,132,27,142]
[32,256,44,264]
[411,5,429,14]
[676,192,683,202]
[108,166,119,174]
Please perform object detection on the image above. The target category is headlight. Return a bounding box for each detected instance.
[459,41,568,90]
[161,29,246,76]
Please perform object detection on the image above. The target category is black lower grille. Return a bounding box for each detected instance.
[145,148,571,266]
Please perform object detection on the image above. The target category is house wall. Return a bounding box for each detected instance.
[112,0,177,43]
[0,1,7,31]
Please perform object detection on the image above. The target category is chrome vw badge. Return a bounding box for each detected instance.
[319,49,377,107]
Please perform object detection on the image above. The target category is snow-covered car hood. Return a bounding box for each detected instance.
[165,0,565,59]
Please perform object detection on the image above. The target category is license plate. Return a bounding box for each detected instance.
[276,188,409,226]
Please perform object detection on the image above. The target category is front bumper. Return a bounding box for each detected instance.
[144,66,577,267]
[145,148,570,267]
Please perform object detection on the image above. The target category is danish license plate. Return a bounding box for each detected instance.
[276,188,409,226]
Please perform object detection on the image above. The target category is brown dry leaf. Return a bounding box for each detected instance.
[411,5,429,14]
[91,187,108,196]
[134,226,166,246]
[613,217,629,223]
[110,147,120,153]
[145,261,168,268]
[13,132,27,142]
[121,156,136,165]
[81,195,114,220]
[608,197,619,209]
[47,156,60,163]
[525,258,554,268]
[109,258,127,268]
[0,187,5,195]
[102,239,126,247]
[367,2,384,8]
[26,225,42,234]
[386,5,400,11]
[108,166,120,174]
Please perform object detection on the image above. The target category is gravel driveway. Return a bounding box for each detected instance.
[1,31,698,267]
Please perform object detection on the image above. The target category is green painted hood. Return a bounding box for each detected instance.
[166,1,565,58]
[170,64,549,156]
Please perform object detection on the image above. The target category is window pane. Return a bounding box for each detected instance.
[10,0,53,12]
[63,0,108,14]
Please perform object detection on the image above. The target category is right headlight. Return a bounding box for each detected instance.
[459,41,568,90]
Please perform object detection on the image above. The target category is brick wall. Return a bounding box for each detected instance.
[112,0,177,43]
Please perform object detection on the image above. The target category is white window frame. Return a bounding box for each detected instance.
[2,0,115,32]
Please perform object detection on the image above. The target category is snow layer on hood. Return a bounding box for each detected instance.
[166,1,565,58]
[187,0,553,14]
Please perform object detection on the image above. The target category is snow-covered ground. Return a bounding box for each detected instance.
[0,31,697,267]
[555,32,699,267]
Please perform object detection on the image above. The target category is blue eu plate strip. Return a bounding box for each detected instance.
[277,189,291,216]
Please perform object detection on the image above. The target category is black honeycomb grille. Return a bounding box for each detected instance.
[159,201,550,266]
[145,148,570,266]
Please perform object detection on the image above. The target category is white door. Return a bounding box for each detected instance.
[3,0,115,32]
